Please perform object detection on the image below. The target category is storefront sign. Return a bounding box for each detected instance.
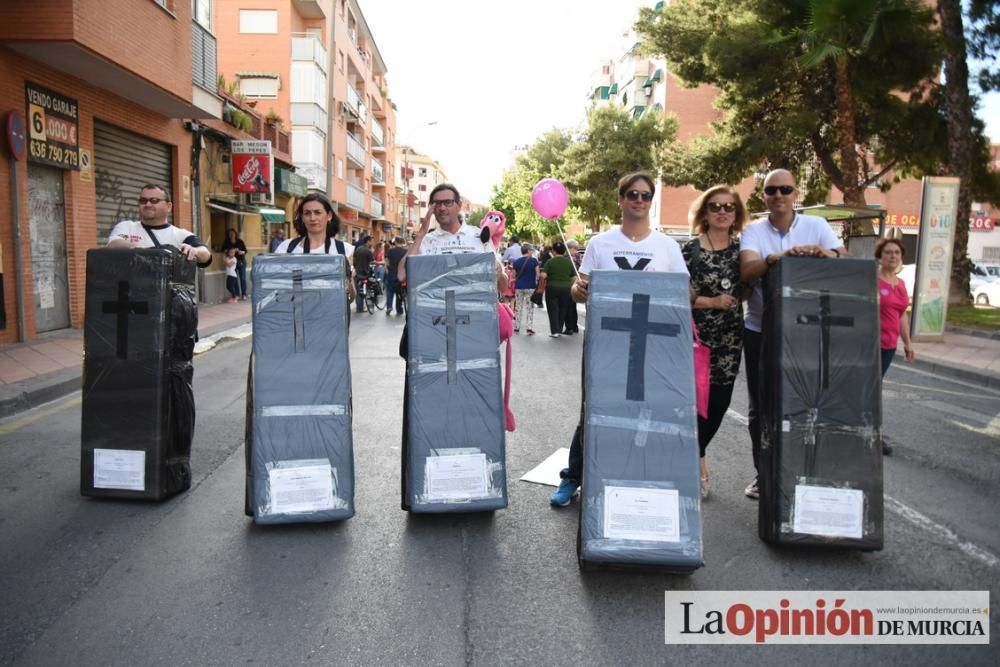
[25,82,79,170]
[885,213,920,227]
[970,216,994,232]
[231,140,272,194]
[911,177,959,341]
[275,168,308,196]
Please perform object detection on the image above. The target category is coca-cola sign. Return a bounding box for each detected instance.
[231,140,272,194]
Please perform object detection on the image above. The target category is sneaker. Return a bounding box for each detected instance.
[514,328,520,334]
[550,478,580,507]
[527,329,535,335]
[227,297,237,303]
[549,333,561,338]
[744,478,759,500]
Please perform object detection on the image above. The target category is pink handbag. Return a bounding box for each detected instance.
[692,321,710,420]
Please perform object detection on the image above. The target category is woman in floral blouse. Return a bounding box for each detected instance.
[681,185,749,500]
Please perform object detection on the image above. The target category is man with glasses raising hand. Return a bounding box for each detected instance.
[106,183,211,266]
[737,169,845,501]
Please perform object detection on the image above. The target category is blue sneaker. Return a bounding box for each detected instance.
[550,478,580,507]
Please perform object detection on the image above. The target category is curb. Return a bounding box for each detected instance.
[0,319,253,420]
[945,325,1000,341]
[906,355,1000,390]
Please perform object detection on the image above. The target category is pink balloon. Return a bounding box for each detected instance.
[531,178,569,220]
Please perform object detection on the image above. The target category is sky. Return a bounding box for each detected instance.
[359,0,1000,206]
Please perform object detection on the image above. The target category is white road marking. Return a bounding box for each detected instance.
[726,407,999,569]
[194,323,253,355]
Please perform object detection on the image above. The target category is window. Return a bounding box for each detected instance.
[418,167,428,177]
[239,9,278,34]
[238,74,280,98]
[417,184,426,192]
[192,0,212,30]
[337,158,344,179]
[338,50,345,73]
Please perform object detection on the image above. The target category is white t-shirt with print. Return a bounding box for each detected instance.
[580,227,688,275]
[740,213,841,332]
[418,224,493,256]
[274,237,355,257]
[107,220,204,250]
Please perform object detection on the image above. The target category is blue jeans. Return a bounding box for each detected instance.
[385,276,403,313]
[881,348,896,377]
[236,263,248,297]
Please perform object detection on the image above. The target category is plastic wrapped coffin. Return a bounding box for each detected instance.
[403,253,508,513]
[81,248,197,500]
[758,257,883,550]
[578,271,703,571]
[246,254,354,524]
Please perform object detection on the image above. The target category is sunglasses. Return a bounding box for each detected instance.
[430,199,457,208]
[763,185,795,196]
[138,197,167,205]
[624,190,654,202]
[707,201,737,213]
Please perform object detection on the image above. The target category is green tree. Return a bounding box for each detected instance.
[491,129,573,240]
[637,0,942,233]
[561,105,677,231]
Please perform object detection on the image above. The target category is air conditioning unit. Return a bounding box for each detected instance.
[249,192,273,205]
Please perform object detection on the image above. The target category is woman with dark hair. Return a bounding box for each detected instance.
[681,185,749,500]
[221,228,248,299]
[875,237,914,455]
[276,193,356,300]
[541,241,574,338]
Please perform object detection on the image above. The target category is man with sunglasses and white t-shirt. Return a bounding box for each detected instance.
[106,184,211,266]
[550,171,689,507]
[738,169,846,500]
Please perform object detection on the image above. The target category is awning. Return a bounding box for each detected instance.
[256,207,287,223]
[207,201,255,216]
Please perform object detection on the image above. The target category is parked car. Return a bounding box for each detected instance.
[898,264,916,300]
[975,262,1000,281]
[898,263,990,301]
[973,280,1000,307]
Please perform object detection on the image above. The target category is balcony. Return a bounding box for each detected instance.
[347,183,366,210]
[202,90,291,164]
[371,119,385,150]
[291,0,326,19]
[291,33,327,72]
[371,197,383,219]
[346,133,366,168]
[291,102,327,132]
[371,160,385,185]
[345,85,367,125]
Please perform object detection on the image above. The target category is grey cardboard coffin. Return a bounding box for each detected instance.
[758,257,883,549]
[81,248,197,501]
[578,270,703,571]
[403,253,508,513]
[245,254,354,523]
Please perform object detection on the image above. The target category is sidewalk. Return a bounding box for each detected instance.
[1,303,998,418]
[0,300,252,418]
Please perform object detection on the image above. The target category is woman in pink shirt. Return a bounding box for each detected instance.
[876,238,914,454]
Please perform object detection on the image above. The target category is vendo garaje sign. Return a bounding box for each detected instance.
[25,81,79,170]
[231,140,273,194]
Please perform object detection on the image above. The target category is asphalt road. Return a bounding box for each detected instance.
[0,308,997,665]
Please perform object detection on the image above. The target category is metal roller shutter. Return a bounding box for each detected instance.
[94,121,173,243]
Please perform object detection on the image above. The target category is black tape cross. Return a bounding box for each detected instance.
[601,293,680,401]
[795,292,855,390]
[431,289,470,384]
[101,281,149,359]
[272,269,317,353]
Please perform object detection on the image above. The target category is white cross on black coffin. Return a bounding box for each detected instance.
[758,257,883,550]
[403,254,508,513]
[578,271,703,572]
[245,254,354,524]
[81,248,197,501]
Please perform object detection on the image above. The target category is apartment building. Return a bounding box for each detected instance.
[395,146,449,234]
[0,0,222,343]
[215,0,399,245]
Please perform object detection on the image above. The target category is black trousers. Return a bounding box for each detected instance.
[698,381,736,458]
[545,286,571,335]
[564,297,578,333]
[743,328,762,473]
